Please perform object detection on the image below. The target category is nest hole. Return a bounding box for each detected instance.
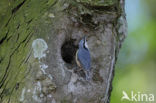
[61,39,77,64]
[81,14,92,24]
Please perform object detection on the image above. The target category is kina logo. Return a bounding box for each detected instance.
[121,91,154,102]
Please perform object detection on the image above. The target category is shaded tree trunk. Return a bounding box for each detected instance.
[0,0,127,103]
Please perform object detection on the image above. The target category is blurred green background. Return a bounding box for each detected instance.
[110,0,156,103]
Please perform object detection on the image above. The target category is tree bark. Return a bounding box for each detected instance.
[0,0,127,103]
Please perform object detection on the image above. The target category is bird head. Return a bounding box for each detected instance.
[79,36,88,50]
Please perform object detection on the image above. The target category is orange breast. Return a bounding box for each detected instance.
[75,50,81,67]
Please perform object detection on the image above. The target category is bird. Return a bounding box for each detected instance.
[75,36,91,80]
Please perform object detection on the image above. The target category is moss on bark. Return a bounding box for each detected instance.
[0,0,55,102]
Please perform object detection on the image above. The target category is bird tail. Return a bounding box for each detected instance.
[85,70,91,81]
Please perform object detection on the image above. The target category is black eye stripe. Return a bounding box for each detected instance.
[82,38,88,50]
[83,40,85,46]
[83,44,88,50]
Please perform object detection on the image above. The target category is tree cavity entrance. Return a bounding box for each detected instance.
[61,39,77,64]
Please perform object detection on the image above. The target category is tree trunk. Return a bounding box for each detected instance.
[0,0,127,103]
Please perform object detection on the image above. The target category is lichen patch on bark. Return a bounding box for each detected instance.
[32,39,48,60]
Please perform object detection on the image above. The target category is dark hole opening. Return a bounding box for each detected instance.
[81,14,92,24]
[81,14,98,28]
[61,39,77,64]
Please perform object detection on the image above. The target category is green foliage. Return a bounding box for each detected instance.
[111,1,156,103]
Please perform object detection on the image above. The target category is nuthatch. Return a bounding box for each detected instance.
[76,36,91,80]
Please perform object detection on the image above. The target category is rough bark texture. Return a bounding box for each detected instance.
[0,0,127,103]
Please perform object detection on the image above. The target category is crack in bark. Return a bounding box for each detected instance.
[5,56,32,103]
[7,82,20,103]
[24,49,32,63]
[0,32,32,90]
[6,36,12,42]
[0,29,33,101]
[5,16,12,27]
[16,24,20,30]
[12,0,26,14]
[5,63,32,103]
[0,57,4,64]
[0,79,10,100]
[24,33,33,47]
[16,33,20,42]
[7,58,26,103]
[0,30,9,45]
[26,19,33,25]
[0,57,11,89]
[0,49,32,102]
[21,32,32,44]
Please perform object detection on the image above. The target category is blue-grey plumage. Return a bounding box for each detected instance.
[76,36,91,80]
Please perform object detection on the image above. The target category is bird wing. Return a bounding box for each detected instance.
[77,49,91,70]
